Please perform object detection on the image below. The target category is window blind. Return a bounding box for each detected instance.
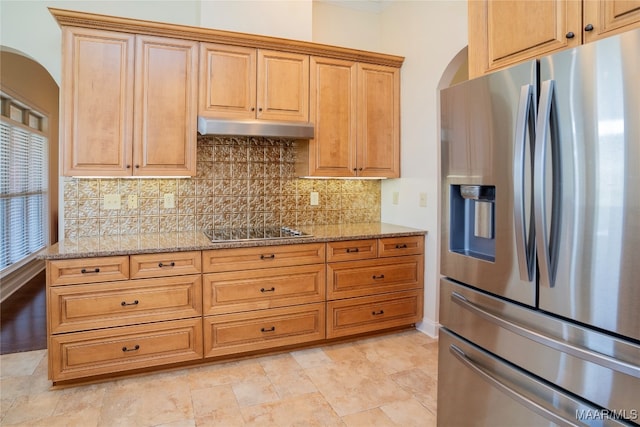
[0,119,48,273]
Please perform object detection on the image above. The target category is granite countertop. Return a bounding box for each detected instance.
[39,223,427,260]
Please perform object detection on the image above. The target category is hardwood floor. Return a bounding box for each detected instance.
[0,270,47,354]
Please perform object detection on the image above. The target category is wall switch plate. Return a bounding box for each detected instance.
[392,192,399,205]
[128,194,138,209]
[419,192,427,207]
[104,194,121,210]
[163,193,175,209]
[310,191,319,206]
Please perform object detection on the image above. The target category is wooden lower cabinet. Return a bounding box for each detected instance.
[203,264,325,315]
[49,318,203,382]
[49,274,202,334]
[46,235,425,383]
[327,290,423,339]
[203,303,325,357]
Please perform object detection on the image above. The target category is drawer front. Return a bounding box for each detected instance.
[326,290,423,338]
[326,239,377,262]
[49,318,203,382]
[203,264,325,315]
[203,303,325,358]
[130,251,201,279]
[327,255,424,300]
[49,275,202,334]
[203,243,325,273]
[48,256,129,286]
[377,235,424,258]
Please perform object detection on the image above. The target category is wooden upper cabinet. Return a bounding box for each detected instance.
[61,27,135,176]
[468,0,582,78]
[61,28,198,176]
[469,0,640,78]
[199,44,309,122]
[306,57,358,177]
[583,0,640,43]
[133,35,198,176]
[301,59,399,178]
[198,44,256,119]
[356,63,400,178]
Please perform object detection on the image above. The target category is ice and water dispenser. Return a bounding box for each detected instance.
[449,185,496,262]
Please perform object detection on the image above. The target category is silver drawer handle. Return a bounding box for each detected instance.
[449,344,580,427]
[451,292,640,378]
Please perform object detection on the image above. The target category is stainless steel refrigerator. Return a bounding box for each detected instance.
[438,29,640,426]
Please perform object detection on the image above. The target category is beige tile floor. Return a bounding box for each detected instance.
[0,330,438,427]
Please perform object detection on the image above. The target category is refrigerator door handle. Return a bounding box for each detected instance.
[514,84,536,282]
[534,79,562,288]
[451,291,640,378]
[449,344,581,427]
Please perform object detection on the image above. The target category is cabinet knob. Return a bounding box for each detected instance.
[126,165,131,169]
[135,165,140,169]
[258,107,263,112]
[566,32,575,39]
[584,24,594,32]
[251,107,255,111]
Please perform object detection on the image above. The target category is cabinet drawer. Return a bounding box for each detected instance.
[203,264,325,315]
[327,290,423,339]
[203,243,325,273]
[49,275,202,334]
[49,318,203,382]
[130,251,201,279]
[203,303,325,358]
[378,235,424,258]
[327,255,423,300]
[47,256,129,286]
[326,239,377,262]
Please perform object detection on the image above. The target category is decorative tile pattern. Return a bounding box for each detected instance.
[63,136,381,238]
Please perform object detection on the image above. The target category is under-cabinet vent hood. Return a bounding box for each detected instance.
[197,117,314,139]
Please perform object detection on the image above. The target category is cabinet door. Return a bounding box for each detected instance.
[133,35,198,176]
[199,43,257,119]
[356,63,400,178]
[307,57,357,177]
[61,27,134,176]
[468,0,582,78]
[583,0,640,43]
[257,50,309,122]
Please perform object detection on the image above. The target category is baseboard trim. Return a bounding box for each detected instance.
[0,260,45,303]
[416,319,439,339]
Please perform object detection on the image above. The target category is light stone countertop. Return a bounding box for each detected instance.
[39,222,427,260]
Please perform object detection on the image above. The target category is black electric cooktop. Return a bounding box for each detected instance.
[203,226,312,242]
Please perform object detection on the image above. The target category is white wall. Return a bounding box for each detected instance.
[200,0,313,41]
[312,0,382,52]
[0,0,201,85]
[379,1,467,337]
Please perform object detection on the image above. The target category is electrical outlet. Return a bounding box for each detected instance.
[310,191,319,206]
[128,194,138,209]
[103,194,121,210]
[419,192,427,207]
[392,192,399,205]
[163,193,175,209]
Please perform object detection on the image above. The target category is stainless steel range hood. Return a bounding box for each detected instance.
[197,117,314,139]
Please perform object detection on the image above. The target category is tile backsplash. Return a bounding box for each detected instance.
[63,136,381,238]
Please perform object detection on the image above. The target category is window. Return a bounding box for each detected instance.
[0,96,48,274]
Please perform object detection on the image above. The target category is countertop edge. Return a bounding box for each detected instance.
[39,224,427,260]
